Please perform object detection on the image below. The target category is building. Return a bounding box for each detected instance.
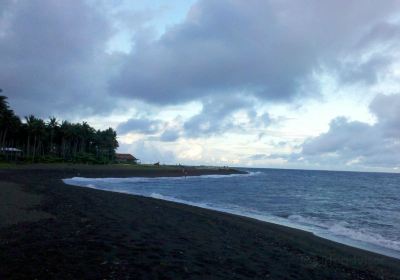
[0,147,23,160]
[115,153,139,164]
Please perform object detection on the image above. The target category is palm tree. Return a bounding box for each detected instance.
[59,121,72,160]
[25,115,35,158]
[0,94,21,152]
[0,93,120,164]
[47,117,59,154]
[25,115,46,161]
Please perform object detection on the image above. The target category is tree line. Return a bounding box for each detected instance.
[0,92,118,163]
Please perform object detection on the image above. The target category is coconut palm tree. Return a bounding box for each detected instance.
[46,117,59,154]
[0,93,119,163]
[0,95,21,152]
[25,115,46,161]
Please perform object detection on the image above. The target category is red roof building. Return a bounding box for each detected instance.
[115,153,139,164]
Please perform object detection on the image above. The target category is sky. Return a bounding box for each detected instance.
[1,0,400,172]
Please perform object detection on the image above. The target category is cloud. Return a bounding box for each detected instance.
[339,55,393,85]
[2,0,400,118]
[112,0,400,105]
[118,141,177,164]
[1,0,400,170]
[183,95,250,137]
[296,94,400,169]
[259,112,271,127]
[301,118,377,156]
[248,152,298,162]
[117,117,162,134]
[369,93,400,138]
[0,0,119,117]
[119,95,271,141]
[248,154,270,161]
[160,129,180,142]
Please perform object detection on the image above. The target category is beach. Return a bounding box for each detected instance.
[0,165,399,279]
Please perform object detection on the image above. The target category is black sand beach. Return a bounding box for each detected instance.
[0,165,399,279]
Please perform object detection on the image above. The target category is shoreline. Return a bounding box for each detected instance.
[0,163,246,178]
[1,166,400,279]
[64,175,400,261]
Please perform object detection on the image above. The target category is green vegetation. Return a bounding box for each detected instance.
[0,92,118,164]
[0,162,16,169]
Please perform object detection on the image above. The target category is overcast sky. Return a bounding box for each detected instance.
[1,0,400,172]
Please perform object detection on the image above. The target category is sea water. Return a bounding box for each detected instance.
[64,168,400,259]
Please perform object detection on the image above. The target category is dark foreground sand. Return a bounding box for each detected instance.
[0,166,399,279]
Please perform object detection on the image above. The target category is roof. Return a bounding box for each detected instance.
[1,147,22,152]
[116,153,138,160]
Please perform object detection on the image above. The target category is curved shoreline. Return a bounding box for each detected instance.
[64,174,400,260]
[1,166,400,279]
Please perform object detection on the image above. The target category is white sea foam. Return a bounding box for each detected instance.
[194,171,262,179]
[134,191,400,258]
[150,192,189,203]
[328,222,400,252]
[149,192,226,212]
[150,192,400,250]
[63,170,400,259]
[284,213,400,254]
[63,170,261,185]
[147,192,313,233]
[287,214,328,228]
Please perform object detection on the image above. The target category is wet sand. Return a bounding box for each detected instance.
[0,166,399,279]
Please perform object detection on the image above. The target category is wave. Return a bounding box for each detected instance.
[287,214,328,228]
[285,214,400,256]
[328,222,400,252]
[63,171,261,185]
[149,192,213,208]
[63,174,400,259]
[145,193,400,257]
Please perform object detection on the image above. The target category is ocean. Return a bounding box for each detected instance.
[64,168,400,259]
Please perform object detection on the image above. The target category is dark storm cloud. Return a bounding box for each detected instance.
[112,0,400,105]
[0,0,115,117]
[297,94,400,168]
